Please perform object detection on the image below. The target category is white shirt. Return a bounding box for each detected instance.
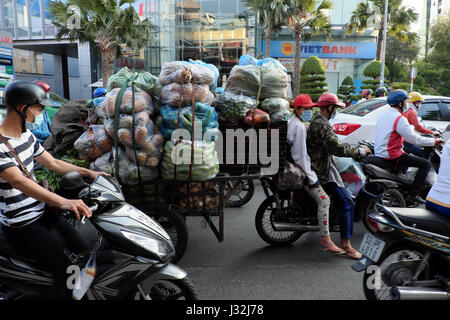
[287,116,318,185]
[427,140,450,206]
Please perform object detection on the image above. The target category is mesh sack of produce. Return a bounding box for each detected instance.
[124,132,165,167]
[259,98,290,114]
[160,140,219,181]
[214,91,256,122]
[159,61,215,86]
[107,67,162,97]
[189,59,219,90]
[159,103,219,141]
[104,115,154,147]
[161,83,212,107]
[96,87,154,119]
[224,64,261,98]
[74,125,113,162]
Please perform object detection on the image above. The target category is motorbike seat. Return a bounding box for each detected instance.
[365,156,396,171]
[388,207,450,237]
[0,225,33,260]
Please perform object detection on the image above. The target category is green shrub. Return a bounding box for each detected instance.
[337,76,357,104]
[299,56,328,102]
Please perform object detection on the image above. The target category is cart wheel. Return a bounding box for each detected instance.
[143,209,188,263]
[224,180,255,207]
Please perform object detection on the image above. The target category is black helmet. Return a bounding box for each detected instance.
[4,80,53,132]
[375,87,387,97]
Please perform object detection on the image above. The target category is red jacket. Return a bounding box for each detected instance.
[402,108,433,135]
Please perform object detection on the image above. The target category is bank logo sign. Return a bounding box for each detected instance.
[261,41,377,60]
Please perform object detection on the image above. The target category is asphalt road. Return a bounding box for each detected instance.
[177,182,368,300]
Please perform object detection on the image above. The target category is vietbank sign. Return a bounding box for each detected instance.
[259,41,377,60]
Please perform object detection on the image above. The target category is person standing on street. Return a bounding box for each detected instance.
[307,93,371,260]
[289,94,344,254]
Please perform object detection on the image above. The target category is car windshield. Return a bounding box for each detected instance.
[340,100,386,117]
[49,92,69,106]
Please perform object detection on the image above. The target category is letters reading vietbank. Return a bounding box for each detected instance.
[261,41,377,60]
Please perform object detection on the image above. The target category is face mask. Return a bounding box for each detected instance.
[403,102,409,113]
[300,109,313,122]
[26,113,44,131]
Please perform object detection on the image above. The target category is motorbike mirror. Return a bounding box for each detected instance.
[60,171,89,190]
[446,124,450,132]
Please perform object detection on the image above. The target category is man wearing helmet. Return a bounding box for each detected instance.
[402,92,440,158]
[357,89,373,104]
[374,89,444,200]
[374,87,387,98]
[92,87,107,107]
[0,80,106,299]
[307,93,371,259]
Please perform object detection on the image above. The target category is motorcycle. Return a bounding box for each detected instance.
[0,172,197,300]
[254,170,377,246]
[356,138,443,234]
[352,202,450,300]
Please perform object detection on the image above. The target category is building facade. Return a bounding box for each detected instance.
[0,0,96,99]
[137,0,377,95]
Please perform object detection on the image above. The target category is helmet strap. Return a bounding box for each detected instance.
[11,104,31,133]
[326,105,335,120]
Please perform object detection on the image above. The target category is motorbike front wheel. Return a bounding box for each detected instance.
[255,195,304,246]
[129,277,198,300]
[362,246,427,300]
[224,179,255,208]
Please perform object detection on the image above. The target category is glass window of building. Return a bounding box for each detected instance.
[2,1,15,35]
[31,0,42,37]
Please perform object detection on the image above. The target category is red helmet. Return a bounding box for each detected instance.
[361,89,373,98]
[316,93,345,108]
[293,94,316,109]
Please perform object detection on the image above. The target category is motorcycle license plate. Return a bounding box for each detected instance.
[359,233,386,263]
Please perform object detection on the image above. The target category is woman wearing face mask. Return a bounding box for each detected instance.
[288,94,344,254]
[306,93,371,259]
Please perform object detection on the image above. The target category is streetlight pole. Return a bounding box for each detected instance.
[379,0,388,86]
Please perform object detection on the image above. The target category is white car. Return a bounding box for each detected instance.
[330,96,450,145]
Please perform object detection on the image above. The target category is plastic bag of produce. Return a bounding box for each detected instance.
[161,140,219,181]
[238,55,258,66]
[89,151,114,175]
[96,87,154,119]
[161,83,212,107]
[107,67,161,97]
[270,108,291,123]
[104,115,154,147]
[259,98,290,114]
[224,64,261,98]
[260,64,289,100]
[215,91,256,122]
[159,103,219,140]
[74,125,113,162]
[125,132,165,167]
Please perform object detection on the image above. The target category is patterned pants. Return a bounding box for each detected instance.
[305,184,331,237]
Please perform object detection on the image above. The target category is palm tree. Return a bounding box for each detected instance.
[49,0,152,87]
[243,0,289,58]
[284,0,332,96]
[345,0,418,61]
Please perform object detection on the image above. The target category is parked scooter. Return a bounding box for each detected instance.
[352,202,450,300]
[0,172,197,300]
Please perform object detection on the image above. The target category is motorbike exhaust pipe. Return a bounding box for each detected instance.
[273,222,320,232]
[391,286,450,300]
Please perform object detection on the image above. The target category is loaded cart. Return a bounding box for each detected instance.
[120,119,287,263]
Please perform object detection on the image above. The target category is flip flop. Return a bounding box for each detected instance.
[344,249,363,260]
[320,246,345,255]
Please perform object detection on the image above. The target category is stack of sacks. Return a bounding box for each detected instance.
[159,61,220,181]
[93,86,163,184]
[218,55,291,126]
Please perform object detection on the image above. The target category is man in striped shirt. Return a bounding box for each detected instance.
[0,81,105,299]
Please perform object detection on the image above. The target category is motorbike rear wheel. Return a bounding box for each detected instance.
[255,195,304,246]
[362,246,427,300]
[362,188,406,234]
[130,277,198,300]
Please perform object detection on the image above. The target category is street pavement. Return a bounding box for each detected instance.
[177,181,367,300]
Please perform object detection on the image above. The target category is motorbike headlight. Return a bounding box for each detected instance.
[125,207,171,241]
[121,230,174,261]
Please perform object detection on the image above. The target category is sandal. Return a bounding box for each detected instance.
[320,245,345,255]
[343,248,363,260]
